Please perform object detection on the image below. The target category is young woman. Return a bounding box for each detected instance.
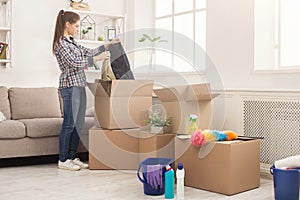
[52,10,118,170]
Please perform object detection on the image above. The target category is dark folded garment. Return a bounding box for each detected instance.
[109,43,135,80]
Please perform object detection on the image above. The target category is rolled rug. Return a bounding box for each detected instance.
[274,155,300,168]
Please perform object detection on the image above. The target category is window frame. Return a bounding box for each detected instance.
[254,0,300,73]
[154,0,207,73]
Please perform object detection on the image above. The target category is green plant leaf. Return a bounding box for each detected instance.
[138,37,146,42]
[143,34,152,41]
[152,36,161,42]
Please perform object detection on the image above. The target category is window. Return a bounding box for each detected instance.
[154,0,206,72]
[255,0,300,70]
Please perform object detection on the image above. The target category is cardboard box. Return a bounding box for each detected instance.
[139,131,175,162]
[175,137,260,195]
[89,127,140,170]
[154,83,219,134]
[88,80,153,129]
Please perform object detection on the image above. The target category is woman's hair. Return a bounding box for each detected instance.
[52,10,80,54]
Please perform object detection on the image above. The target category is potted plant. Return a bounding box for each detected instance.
[138,34,167,67]
[144,110,172,134]
[81,26,92,40]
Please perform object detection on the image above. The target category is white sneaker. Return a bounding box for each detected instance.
[58,159,81,171]
[72,158,89,169]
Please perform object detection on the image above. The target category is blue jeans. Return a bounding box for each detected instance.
[59,86,86,162]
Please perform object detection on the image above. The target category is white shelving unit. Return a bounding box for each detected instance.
[66,8,125,72]
[0,0,12,67]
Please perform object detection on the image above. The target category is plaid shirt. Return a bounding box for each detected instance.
[54,36,105,89]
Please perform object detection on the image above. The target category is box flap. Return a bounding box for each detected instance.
[154,83,219,102]
[94,80,153,97]
[96,82,110,97]
[186,83,219,101]
[87,82,109,97]
[111,80,153,97]
[153,85,188,102]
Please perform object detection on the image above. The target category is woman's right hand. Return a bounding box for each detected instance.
[93,51,110,62]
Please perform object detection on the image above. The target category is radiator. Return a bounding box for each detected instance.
[242,96,300,165]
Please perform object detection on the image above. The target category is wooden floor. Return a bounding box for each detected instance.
[0,163,274,200]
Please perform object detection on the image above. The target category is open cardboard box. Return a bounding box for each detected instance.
[175,137,260,195]
[139,131,175,163]
[153,83,219,134]
[89,127,140,170]
[88,80,153,129]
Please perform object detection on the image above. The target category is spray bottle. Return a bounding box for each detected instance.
[188,114,199,135]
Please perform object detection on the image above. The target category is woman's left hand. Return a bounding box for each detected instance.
[104,38,121,49]
[111,38,121,44]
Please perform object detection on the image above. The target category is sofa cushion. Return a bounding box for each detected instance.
[19,118,63,138]
[0,120,26,139]
[0,86,11,119]
[9,87,62,120]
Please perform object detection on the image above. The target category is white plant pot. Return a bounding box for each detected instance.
[88,32,94,40]
[150,126,163,134]
[82,34,88,40]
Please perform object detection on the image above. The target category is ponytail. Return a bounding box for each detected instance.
[52,10,80,54]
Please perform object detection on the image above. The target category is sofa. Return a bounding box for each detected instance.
[0,86,94,159]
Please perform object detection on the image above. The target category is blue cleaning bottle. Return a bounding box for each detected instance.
[165,165,174,199]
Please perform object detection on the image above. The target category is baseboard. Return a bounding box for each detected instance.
[260,163,273,180]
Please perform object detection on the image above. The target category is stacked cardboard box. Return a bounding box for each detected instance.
[89,127,140,169]
[175,137,260,195]
[138,131,175,163]
[88,80,153,170]
[153,83,219,134]
[89,80,153,129]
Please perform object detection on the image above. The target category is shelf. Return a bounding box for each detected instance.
[0,59,11,63]
[0,0,11,68]
[76,39,105,45]
[66,9,124,19]
[0,27,11,31]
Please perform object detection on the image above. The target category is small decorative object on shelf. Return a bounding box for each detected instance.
[104,26,118,41]
[0,42,8,59]
[82,26,92,40]
[97,36,104,41]
[80,15,95,40]
[70,0,90,11]
[107,27,116,41]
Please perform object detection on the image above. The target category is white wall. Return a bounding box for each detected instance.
[0,0,125,87]
[207,0,300,91]
[3,0,300,91]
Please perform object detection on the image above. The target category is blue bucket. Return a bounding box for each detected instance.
[137,157,173,195]
[270,165,300,200]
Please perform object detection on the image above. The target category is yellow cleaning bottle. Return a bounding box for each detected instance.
[188,114,199,135]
